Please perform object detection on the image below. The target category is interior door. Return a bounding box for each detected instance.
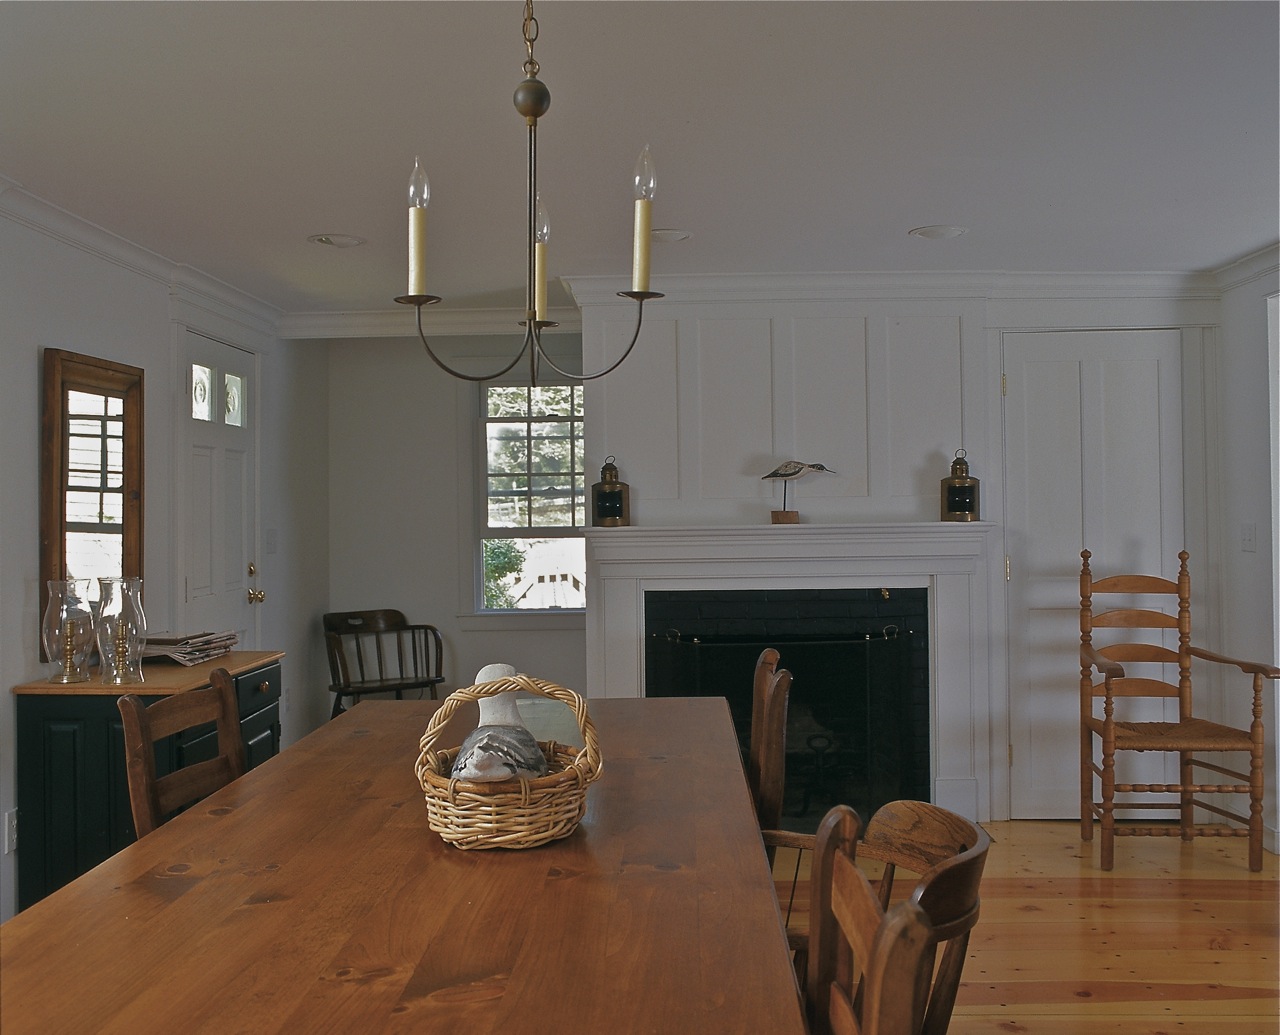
[1003,329,1185,817]
[182,332,261,647]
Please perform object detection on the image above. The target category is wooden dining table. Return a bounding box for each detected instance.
[0,696,807,1034]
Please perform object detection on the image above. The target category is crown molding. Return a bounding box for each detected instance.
[564,270,1223,307]
[1,176,174,285]
[1212,244,1280,293]
[1,177,282,329]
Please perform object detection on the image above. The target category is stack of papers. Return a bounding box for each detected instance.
[143,631,238,666]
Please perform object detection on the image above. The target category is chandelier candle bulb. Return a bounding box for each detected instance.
[632,145,656,292]
[407,156,431,296]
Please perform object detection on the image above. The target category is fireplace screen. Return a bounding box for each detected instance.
[644,589,930,833]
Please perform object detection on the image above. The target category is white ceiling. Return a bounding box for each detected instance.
[2,1,1276,317]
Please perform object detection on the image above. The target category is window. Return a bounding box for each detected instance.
[64,388,126,588]
[39,349,143,637]
[480,384,586,610]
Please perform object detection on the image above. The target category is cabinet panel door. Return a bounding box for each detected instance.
[16,698,140,910]
[242,704,281,771]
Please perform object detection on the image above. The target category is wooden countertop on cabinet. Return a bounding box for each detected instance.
[12,650,285,696]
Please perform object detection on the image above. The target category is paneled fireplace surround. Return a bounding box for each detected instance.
[584,523,996,821]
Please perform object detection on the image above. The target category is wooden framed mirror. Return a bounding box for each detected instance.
[40,349,144,651]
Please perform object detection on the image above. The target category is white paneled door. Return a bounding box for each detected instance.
[182,331,260,647]
[1003,329,1186,817]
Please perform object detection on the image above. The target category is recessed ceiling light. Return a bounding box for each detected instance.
[651,228,691,243]
[908,225,968,240]
[308,234,366,248]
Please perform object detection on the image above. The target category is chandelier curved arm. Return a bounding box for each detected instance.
[532,291,662,382]
[410,302,533,383]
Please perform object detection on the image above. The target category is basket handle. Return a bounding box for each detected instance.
[417,673,601,782]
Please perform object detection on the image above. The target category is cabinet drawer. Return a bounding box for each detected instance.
[235,662,281,716]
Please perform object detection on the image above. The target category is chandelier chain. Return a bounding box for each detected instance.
[522,0,540,77]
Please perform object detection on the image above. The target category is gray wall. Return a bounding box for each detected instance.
[0,186,331,920]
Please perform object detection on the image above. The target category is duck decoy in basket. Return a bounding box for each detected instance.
[451,663,550,782]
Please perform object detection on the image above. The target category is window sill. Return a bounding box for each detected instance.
[456,609,586,634]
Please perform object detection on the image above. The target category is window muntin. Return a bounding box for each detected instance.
[62,389,127,591]
[481,384,586,610]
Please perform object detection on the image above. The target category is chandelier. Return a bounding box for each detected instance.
[394,0,663,384]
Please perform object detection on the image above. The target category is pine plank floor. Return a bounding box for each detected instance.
[774,820,1278,1034]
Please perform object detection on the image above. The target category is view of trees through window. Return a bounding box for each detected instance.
[482,385,586,609]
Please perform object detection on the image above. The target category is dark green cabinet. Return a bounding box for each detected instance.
[15,655,281,910]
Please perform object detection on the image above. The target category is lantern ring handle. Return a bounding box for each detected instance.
[605,455,616,464]
[954,448,967,460]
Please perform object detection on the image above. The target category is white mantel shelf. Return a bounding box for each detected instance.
[583,522,993,563]
[584,521,997,821]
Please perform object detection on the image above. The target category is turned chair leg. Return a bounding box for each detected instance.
[1081,728,1094,843]
[1179,752,1195,841]
[1100,742,1116,871]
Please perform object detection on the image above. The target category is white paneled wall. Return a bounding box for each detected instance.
[578,288,987,527]
[791,316,869,497]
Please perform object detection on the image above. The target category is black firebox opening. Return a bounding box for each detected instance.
[644,588,930,834]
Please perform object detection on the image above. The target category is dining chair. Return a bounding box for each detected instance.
[853,799,992,1035]
[805,803,935,1035]
[1079,549,1276,871]
[116,666,246,838]
[748,647,814,982]
[750,647,789,833]
[323,609,445,719]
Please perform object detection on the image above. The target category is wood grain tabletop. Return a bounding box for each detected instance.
[0,696,805,1034]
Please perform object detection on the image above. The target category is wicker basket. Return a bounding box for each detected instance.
[413,673,603,849]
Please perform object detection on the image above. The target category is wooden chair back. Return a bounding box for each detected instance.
[747,648,811,981]
[117,667,246,838]
[1078,549,1275,871]
[323,609,444,718]
[806,804,936,1035]
[855,800,991,1035]
[1080,550,1189,713]
[749,647,791,830]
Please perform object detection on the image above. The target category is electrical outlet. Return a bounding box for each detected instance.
[1241,522,1257,553]
[3,809,16,855]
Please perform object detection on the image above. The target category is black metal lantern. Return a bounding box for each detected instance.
[941,449,980,522]
[591,456,631,527]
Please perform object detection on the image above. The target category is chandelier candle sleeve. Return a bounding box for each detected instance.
[534,193,550,321]
[632,145,656,293]
[407,156,431,296]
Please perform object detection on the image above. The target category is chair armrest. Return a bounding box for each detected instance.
[1081,644,1124,679]
[1186,645,1280,679]
[762,829,816,853]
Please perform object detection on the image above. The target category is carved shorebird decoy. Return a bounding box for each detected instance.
[762,460,835,510]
